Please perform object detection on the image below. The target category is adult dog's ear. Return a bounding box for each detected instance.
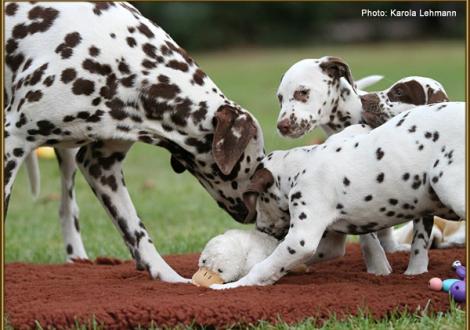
[428,89,449,104]
[213,105,257,175]
[242,168,274,222]
[320,56,355,90]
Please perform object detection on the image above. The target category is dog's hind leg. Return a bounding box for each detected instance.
[307,230,346,264]
[404,216,434,275]
[76,140,188,283]
[430,150,465,219]
[55,147,88,261]
[359,232,392,275]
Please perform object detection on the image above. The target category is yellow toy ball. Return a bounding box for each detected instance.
[35,147,56,159]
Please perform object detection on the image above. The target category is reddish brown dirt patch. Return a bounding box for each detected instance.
[5,244,465,328]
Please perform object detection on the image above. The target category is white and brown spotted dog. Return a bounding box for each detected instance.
[211,102,465,289]
[360,76,449,128]
[359,77,465,251]
[275,57,453,257]
[5,2,267,282]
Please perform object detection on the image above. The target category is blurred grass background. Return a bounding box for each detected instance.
[6,41,465,263]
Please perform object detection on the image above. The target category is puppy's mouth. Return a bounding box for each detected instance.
[277,120,312,139]
[278,128,308,139]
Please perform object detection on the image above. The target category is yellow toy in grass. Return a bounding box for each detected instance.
[35,147,55,159]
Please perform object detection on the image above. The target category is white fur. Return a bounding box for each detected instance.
[199,229,278,283]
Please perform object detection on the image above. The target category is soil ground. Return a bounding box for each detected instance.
[5,244,464,329]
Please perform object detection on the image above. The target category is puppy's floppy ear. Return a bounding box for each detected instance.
[427,89,449,104]
[212,105,257,175]
[320,56,355,91]
[243,168,274,222]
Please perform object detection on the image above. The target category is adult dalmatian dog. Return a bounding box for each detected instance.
[4,2,267,282]
[275,58,452,268]
[211,101,464,289]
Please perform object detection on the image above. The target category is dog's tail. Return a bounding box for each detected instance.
[25,152,40,199]
[356,75,384,90]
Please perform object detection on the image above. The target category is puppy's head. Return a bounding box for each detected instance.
[276,56,355,138]
[361,76,449,127]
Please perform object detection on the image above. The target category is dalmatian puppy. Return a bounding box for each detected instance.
[5,2,267,282]
[276,57,451,257]
[360,76,449,128]
[210,101,464,289]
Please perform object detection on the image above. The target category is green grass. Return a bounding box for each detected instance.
[4,301,465,330]
[5,41,466,328]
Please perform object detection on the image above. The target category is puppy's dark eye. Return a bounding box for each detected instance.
[202,259,206,264]
[218,268,223,273]
[277,94,283,103]
[293,89,310,102]
[395,88,403,96]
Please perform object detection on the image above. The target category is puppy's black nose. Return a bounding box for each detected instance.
[277,119,291,135]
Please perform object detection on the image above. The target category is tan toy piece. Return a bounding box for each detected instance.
[192,267,224,287]
[394,216,465,248]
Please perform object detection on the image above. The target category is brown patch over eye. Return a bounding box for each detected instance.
[294,89,310,103]
[387,80,425,105]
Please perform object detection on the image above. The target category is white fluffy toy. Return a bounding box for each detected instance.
[192,229,278,287]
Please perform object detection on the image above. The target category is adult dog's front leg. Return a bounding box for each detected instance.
[76,140,189,283]
[212,201,334,289]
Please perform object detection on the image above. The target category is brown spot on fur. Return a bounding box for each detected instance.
[93,2,115,16]
[193,69,206,86]
[147,83,180,99]
[137,23,154,39]
[126,37,137,48]
[11,6,59,40]
[167,60,189,72]
[55,32,82,59]
[72,78,95,96]
[61,68,77,84]
[6,3,19,16]
[89,46,100,57]
[26,90,43,103]
[82,59,112,76]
